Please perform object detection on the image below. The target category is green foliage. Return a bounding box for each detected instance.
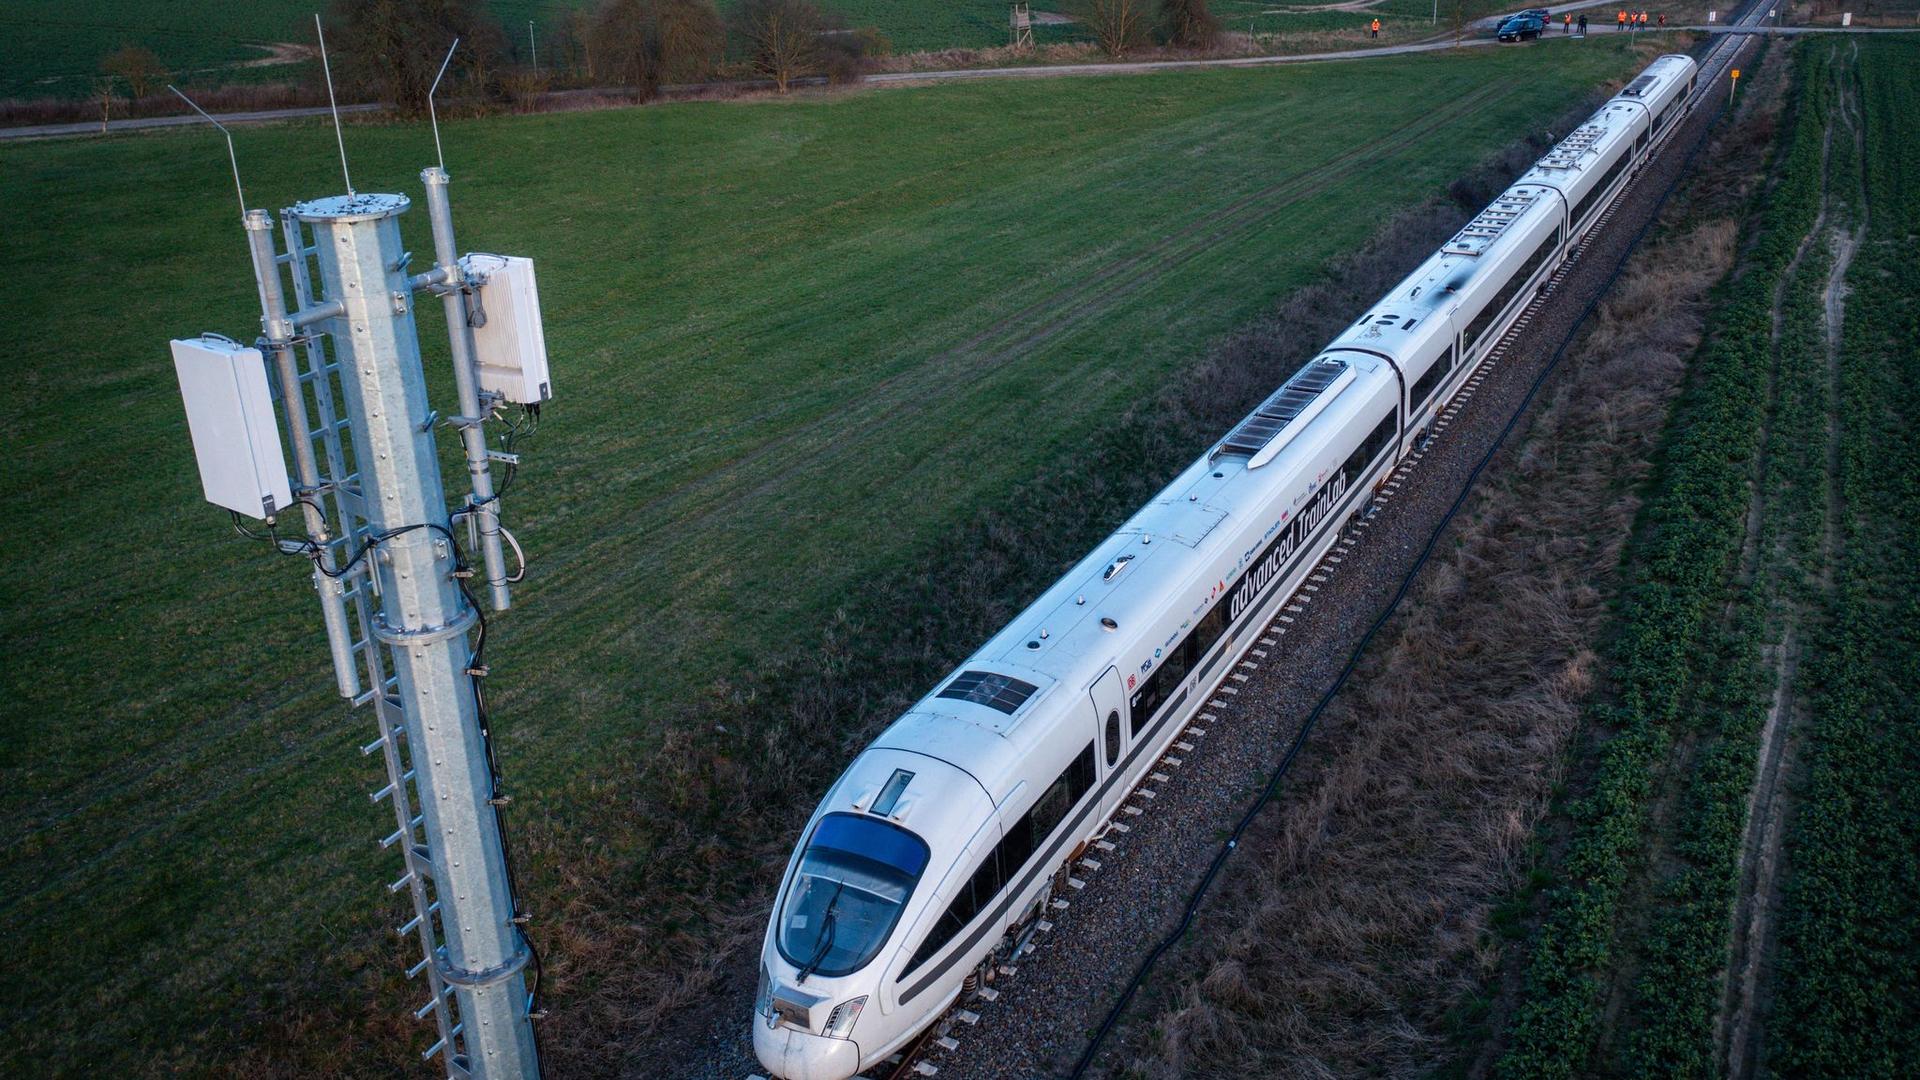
[1622,44,1852,1074]
[1496,46,1830,1080]
[1770,36,1920,1078]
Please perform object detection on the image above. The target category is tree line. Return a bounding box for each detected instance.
[86,0,1230,124]
[332,0,1230,109]
[328,0,894,109]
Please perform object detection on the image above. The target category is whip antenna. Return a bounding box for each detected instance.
[167,85,248,219]
[314,12,354,196]
[428,37,461,173]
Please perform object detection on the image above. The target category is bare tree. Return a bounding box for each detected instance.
[733,0,826,93]
[1075,0,1153,57]
[593,0,723,97]
[91,76,120,133]
[100,45,166,99]
[326,0,508,113]
[1161,0,1220,48]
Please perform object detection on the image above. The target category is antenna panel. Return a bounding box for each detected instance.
[171,337,292,518]
[462,253,552,404]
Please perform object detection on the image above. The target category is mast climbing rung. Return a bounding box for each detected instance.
[415,989,450,1020]
[382,817,423,849]
[398,901,440,937]
[370,769,415,803]
[389,871,415,893]
[421,1023,462,1061]
[408,955,431,979]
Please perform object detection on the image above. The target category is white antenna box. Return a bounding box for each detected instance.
[461,253,551,404]
[171,337,293,518]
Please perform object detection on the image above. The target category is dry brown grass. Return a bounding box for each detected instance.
[1116,191,1747,1080]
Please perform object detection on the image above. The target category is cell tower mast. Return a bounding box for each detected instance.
[168,75,551,1077]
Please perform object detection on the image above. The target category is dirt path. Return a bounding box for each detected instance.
[1718,43,1867,1080]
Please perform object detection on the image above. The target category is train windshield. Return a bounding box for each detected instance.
[777,813,930,979]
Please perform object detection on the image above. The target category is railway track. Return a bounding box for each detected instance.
[844,14,1775,1080]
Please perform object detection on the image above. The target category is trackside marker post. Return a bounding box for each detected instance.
[1731,68,1740,105]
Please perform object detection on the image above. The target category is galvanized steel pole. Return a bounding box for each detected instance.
[422,166,514,611]
[293,192,539,1080]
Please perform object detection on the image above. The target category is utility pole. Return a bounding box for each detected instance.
[528,20,538,69]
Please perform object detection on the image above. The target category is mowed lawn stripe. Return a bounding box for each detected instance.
[0,43,1648,1071]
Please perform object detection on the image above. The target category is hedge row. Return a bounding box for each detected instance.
[1493,48,1833,1080]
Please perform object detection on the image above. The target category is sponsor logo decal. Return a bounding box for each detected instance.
[1228,471,1349,625]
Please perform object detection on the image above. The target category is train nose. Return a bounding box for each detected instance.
[752,1019,862,1080]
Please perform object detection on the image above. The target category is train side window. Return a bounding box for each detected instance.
[1103,710,1121,768]
[1410,351,1447,409]
[1178,602,1233,710]
[901,742,1097,978]
[1463,230,1559,353]
[1341,412,1398,481]
[1571,150,1632,226]
[1068,742,1096,801]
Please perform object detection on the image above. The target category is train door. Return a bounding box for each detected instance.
[1090,667,1127,815]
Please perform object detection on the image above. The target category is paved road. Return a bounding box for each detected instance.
[8,20,1908,142]
[866,35,1504,85]
[1,102,381,142]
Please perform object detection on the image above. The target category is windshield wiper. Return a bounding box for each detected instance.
[796,879,847,984]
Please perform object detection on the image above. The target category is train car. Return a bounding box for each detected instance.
[751,53,1699,1080]
[1521,53,1698,246]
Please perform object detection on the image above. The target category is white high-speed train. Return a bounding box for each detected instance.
[751,53,1698,1080]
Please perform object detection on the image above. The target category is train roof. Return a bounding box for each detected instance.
[875,353,1399,802]
[1326,182,1564,366]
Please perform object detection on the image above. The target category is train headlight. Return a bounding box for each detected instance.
[756,963,773,1019]
[822,996,867,1040]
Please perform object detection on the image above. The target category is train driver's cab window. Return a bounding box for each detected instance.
[1104,710,1122,768]
[777,813,929,978]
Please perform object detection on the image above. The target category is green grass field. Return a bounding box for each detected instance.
[0,41,1652,1073]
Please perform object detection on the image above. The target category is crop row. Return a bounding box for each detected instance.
[1493,45,1832,1080]
[1623,43,1853,1070]
[1769,36,1920,1077]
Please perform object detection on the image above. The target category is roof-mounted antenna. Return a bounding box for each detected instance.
[166,85,248,219]
[427,37,461,173]
[313,12,354,196]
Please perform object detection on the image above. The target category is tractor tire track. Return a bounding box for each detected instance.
[1719,42,1866,1080]
[552,85,1519,581]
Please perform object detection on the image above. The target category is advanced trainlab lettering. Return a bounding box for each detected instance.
[1228,471,1349,624]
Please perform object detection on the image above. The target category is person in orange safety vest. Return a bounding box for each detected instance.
[1370,17,1380,37]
